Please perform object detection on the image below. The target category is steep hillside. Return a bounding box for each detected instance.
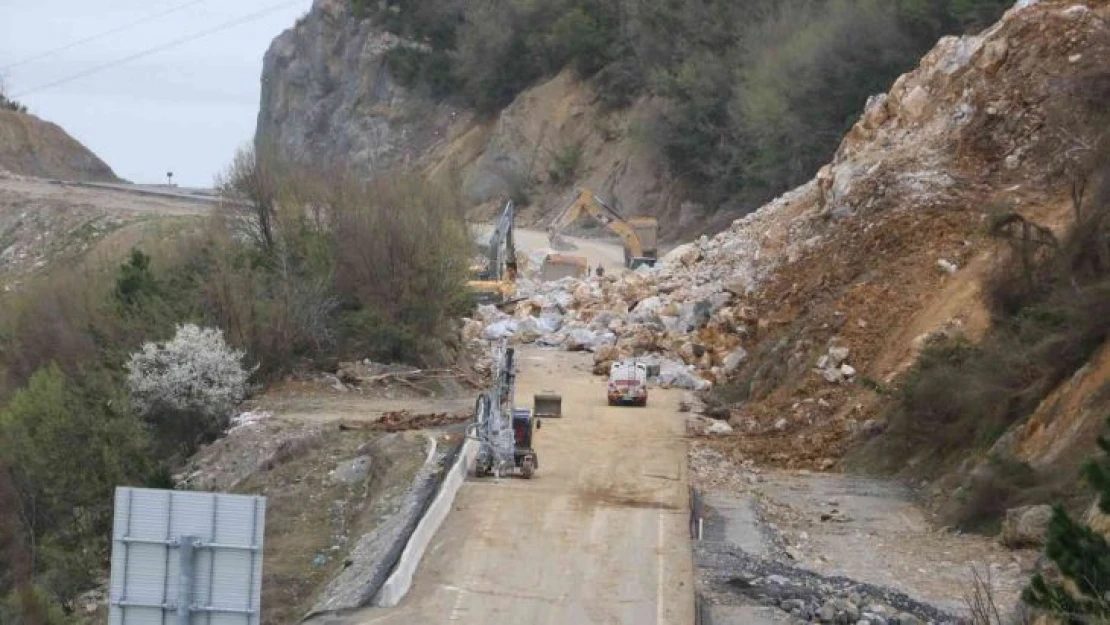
[0,174,208,290]
[255,1,729,239]
[467,0,1110,521]
[0,110,121,182]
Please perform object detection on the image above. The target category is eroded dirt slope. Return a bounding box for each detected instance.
[0,174,210,288]
[0,109,121,182]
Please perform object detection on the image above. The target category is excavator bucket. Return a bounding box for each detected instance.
[533,392,563,418]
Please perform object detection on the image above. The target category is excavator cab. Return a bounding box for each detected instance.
[512,408,539,478]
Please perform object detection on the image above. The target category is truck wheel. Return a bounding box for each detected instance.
[520,455,535,479]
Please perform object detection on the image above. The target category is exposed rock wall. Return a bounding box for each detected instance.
[256,0,463,174]
[256,2,694,239]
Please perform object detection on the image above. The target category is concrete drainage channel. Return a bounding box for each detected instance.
[304,427,477,622]
[374,437,477,607]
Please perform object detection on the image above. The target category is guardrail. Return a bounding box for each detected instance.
[373,436,478,607]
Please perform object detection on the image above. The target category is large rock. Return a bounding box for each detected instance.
[592,345,623,375]
[482,319,517,340]
[1001,505,1053,548]
[256,1,461,176]
[722,347,749,373]
[330,455,372,485]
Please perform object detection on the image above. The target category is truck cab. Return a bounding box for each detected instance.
[607,361,649,407]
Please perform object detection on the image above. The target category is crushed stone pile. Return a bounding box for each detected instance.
[466,0,1110,470]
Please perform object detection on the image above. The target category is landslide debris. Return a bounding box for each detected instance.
[467,0,1110,473]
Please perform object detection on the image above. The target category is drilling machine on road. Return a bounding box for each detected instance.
[468,341,540,479]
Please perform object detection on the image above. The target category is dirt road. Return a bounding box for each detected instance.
[332,348,694,625]
[473,225,628,275]
[0,175,216,217]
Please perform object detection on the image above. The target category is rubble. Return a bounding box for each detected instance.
[457,0,1110,474]
[1000,504,1053,548]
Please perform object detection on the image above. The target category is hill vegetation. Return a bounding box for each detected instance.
[0,153,472,620]
[355,0,1011,213]
[0,79,26,114]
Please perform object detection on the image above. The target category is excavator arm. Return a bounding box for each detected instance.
[547,189,646,259]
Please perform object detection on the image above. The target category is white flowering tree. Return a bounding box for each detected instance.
[126,324,252,453]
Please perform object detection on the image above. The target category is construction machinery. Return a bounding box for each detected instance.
[607,361,649,407]
[546,188,659,269]
[468,341,540,478]
[468,200,518,306]
[533,391,563,419]
[540,253,589,281]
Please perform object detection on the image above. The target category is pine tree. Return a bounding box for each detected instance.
[1023,417,1110,621]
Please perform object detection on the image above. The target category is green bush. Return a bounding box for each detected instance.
[0,366,150,605]
[0,585,69,625]
[547,138,584,185]
[1024,417,1110,619]
[0,79,27,114]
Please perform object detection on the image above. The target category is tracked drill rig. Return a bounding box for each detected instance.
[467,341,539,479]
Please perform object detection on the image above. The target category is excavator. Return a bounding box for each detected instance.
[468,199,518,306]
[546,188,658,269]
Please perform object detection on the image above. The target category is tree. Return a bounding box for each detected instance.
[216,146,281,255]
[115,248,160,308]
[0,75,28,114]
[1023,417,1110,620]
[0,366,149,607]
[126,324,252,454]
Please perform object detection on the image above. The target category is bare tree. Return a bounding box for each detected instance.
[215,144,282,255]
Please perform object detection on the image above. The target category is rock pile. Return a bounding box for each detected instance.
[697,542,960,625]
[463,219,794,390]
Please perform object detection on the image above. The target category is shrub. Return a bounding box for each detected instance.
[547,138,585,185]
[126,324,251,454]
[0,77,27,114]
[1023,417,1110,619]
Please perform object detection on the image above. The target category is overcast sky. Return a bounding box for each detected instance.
[0,0,312,187]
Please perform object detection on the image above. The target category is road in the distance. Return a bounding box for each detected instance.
[473,224,628,275]
[341,348,695,625]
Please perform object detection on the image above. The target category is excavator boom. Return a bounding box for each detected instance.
[469,200,518,305]
[547,189,658,269]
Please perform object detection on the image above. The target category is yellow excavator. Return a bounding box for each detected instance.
[468,200,519,306]
[547,188,658,269]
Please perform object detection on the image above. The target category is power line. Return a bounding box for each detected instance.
[12,0,305,98]
[2,0,209,72]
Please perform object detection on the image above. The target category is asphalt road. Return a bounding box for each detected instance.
[341,348,695,625]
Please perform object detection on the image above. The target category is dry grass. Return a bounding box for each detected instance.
[234,429,426,625]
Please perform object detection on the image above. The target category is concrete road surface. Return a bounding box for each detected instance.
[334,349,695,625]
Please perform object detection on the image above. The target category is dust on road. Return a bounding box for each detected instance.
[334,348,696,625]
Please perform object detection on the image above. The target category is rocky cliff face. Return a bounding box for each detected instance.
[256,0,696,238]
[256,0,464,174]
[0,110,120,182]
